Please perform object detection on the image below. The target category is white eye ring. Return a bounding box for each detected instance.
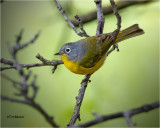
[65,48,71,53]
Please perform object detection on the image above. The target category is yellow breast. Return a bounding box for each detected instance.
[61,55,106,75]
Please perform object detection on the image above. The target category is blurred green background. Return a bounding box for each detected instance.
[1,0,159,127]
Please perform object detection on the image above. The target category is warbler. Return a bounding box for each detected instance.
[55,24,144,75]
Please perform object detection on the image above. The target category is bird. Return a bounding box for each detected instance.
[55,24,144,75]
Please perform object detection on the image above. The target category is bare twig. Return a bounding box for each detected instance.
[74,15,89,37]
[68,74,91,126]
[36,53,48,63]
[1,95,31,105]
[52,65,58,74]
[15,29,23,44]
[29,100,58,127]
[0,58,14,66]
[1,30,59,127]
[107,0,121,55]
[94,0,105,35]
[110,0,121,32]
[53,0,89,37]
[1,95,59,127]
[71,0,154,26]
[13,30,40,54]
[0,30,55,72]
[0,30,61,73]
[30,75,38,100]
[0,56,63,71]
[76,101,160,127]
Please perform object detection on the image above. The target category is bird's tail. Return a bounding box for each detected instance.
[115,24,144,43]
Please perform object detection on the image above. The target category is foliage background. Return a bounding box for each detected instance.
[1,0,159,127]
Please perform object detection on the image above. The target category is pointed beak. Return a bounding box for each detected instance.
[54,51,63,55]
[54,52,60,55]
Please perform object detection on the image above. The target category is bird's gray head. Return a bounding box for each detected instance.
[55,42,81,62]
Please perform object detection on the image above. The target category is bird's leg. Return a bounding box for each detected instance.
[113,43,119,51]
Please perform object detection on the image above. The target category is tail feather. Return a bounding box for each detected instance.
[115,24,144,43]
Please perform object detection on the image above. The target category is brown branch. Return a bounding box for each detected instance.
[0,31,61,73]
[74,15,89,37]
[76,101,160,127]
[29,100,58,127]
[107,0,121,55]
[1,95,58,127]
[71,0,154,26]
[13,30,40,54]
[0,58,14,66]
[30,75,38,100]
[94,0,105,35]
[1,30,59,127]
[0,55,63,71]
[67,74,91,126]
[110,0,121,31]
[53,0,89,37]
[1,95,31,105]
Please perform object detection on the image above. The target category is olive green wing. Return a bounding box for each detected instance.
[79,34,114,68]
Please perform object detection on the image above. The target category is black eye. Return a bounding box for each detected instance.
[65,48,71,53]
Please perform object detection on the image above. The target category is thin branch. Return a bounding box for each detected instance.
[1,30,59,127]
[36,53,48,63]
[20,31,40,49]
[15,29,23,44]
[94,0,105,35]
[52,65,58,74]
[71,0,154,26]
[0,61,63,71]
[30,100,58,127]
[30,75,38,100]
[0,56,63,71]
[53,0,89,37]
[68,74,91,126]
[1,95,31,105]
[0,58,14,66]
[13,31,40,54]
[106,0,121,55]
[74,15,89,37]
[1,95,59,127]
[76,101,160,127]
[110,0,121,31]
